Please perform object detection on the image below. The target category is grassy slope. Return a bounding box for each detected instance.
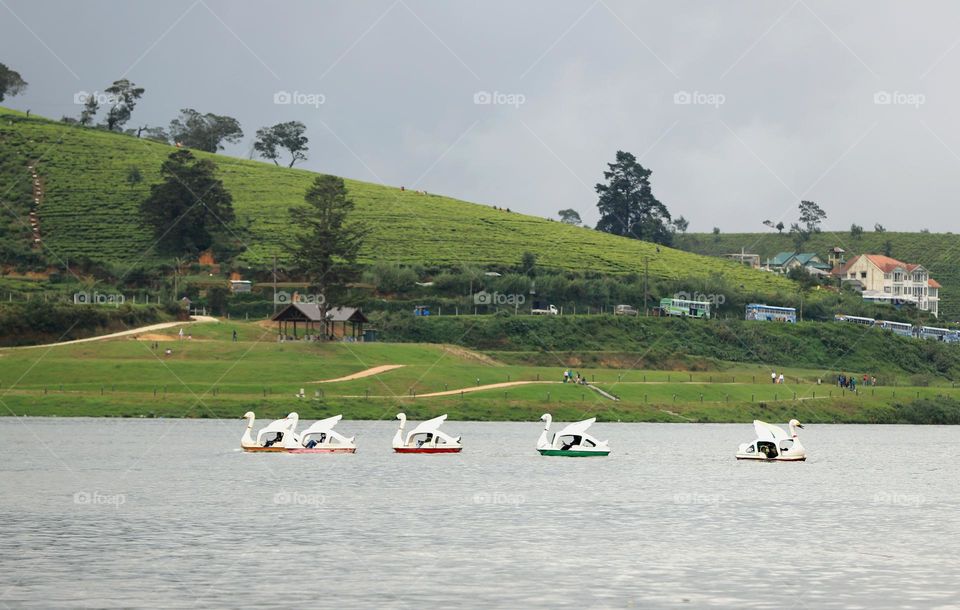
[0,320,955,422]
[677,231,960,319]
[0,108,794,297]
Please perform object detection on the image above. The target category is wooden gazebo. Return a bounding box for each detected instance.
[272,303,325,339]
[325,307,370,340]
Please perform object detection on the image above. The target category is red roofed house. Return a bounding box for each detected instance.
[832,254,940,317]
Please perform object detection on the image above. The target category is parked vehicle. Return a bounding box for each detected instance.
[531,304,558,315]
[660,297,711,319]
[836,314,960,343]
[745,303,796,323]
[876,320,913,337]
[614,304,638,316]
[413,305,431,316]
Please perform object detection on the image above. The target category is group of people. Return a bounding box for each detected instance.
[838,373,877,390]
[770,371,786,384]
[562,370,588,385]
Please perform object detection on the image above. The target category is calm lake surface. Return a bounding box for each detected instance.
[1,419,958,609]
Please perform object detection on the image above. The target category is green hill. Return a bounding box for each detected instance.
[677,231,960,320]
[0,107,793,297]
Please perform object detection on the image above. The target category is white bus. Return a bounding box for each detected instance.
[746,304,797,323]
[834,314,876,326]
[918,326,960,342]
[876,320,913,337]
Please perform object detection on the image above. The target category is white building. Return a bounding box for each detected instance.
[833,254,940,317]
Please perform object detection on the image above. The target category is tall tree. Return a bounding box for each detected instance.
[168,108,243,152]
[78,94,99,126]
[254,121,309,167]
[789,200,827,251]
[595,151,672,245]
[850,223,863,239]
[557,208,582,225]
[288,175,367,315]
[798,200,827,234]
[671,215,689,234]
[0,63,27,101]
[103,79,145,131]
[140,149,234,255]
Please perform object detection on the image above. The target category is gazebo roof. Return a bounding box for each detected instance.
[271,303,325,322]
[325,306,369,324]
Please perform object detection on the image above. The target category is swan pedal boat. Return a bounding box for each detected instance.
[293,415,357,453]
[736,419,806,461]
[393,413,462,453]
[241,412,356,453]
[537,414,610,457]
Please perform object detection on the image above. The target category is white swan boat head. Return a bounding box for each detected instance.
[537,414,610,457]
[241,412,302,451]
[736,419,806,461]
[393,412,462,453]
[298,414,357,453]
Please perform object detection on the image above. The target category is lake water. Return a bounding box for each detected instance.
[1,418,958,609]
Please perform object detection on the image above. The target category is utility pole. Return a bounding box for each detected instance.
[272,254,278,315]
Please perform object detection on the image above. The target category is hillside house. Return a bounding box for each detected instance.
[832,254,940,317]
[764,252,832,275]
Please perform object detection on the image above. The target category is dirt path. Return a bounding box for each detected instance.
[310,364,406,384]
[352,380,559,399]
[1,316,219,350]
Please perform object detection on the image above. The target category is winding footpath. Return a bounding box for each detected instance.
[0,316,219,351]
[310,364,406,383]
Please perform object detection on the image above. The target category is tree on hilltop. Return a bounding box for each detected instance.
[789,200,826,251]
[0,63,27,101]
[169,108,243,152]
[78,94,99,126]
[595,150,673,246]
[558,209,582,225]
[254,121,309,167]
[103,79,145,131]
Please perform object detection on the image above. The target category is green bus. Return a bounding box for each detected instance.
[660,297,711,319]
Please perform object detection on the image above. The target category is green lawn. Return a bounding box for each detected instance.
[0,108,795,298]
[1,320,954,423]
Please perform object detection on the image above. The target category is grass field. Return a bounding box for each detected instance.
[1,319,956,423]
[0,108,794,298]
[677,231,960,319]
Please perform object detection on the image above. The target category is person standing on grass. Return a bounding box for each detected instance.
[778,373,785,384]
[232,329,238,342]
[771,371,777,384]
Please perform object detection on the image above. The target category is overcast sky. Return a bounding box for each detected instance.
[3,0,960,232]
